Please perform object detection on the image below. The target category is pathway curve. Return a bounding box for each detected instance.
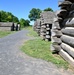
[0,30,73,75]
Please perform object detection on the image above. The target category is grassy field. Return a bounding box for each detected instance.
[0,31,15,38]
[21,26,69,69]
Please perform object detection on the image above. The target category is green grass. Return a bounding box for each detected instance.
[0,31,15,38]
[24,26,39,37]
[21,26,69,69]
[21,39,69,69]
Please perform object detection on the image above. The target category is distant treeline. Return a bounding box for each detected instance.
[0,10,30,27]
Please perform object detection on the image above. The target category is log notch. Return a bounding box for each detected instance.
[56,0,74,67]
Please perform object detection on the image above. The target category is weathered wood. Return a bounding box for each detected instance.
[51,44,55,51]
[46,24,49,27]
[61,43,74,58]
[40,33,46,35]
[68,10,74,17]
[58,17,63,22]
[61,35,74,47]
[51,37,62,44]
[41,25,46,28]
[59,49,74,67]
[52,22,61,29]
[46,28,50,30]
[62,28,74,36]
[51,29,62,37]
[71,3,74,10]
[58,1,72,7]
[40,35,45,39]
[46,31,50,34]
[65,18,74,27]
[46,35,50,38]
[61,5,71,11]
[41,29,46,32]
[52,44,61,52]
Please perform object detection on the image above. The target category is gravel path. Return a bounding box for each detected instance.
[0,30,73,75]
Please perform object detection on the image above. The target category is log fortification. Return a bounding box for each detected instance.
[51,0,74,67]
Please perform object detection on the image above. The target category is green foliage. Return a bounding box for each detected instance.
[13,16,19,23]
[19,18,30,28]
[44,7,53,12]
[28,8,42,21]
[0,10,19,23]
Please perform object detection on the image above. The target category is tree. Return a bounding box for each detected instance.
[0,10,19,23]
[44,8,53,12]
[13,16,19,23]
[20,18,30,27]
[19,18,26,27]
[0,10,7,22]
[25,19,30,26]
[28,8,42,21]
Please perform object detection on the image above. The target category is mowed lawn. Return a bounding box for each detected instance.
[21,26,70,69]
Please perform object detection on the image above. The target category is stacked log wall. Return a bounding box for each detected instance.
[51,0,74,67]
[33,19,41,36]
[0,22,20,31]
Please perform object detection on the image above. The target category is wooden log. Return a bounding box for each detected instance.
[52,22,61,30]
[46,24,49,27]
[52,44,61,52]
[41,25,46,28]
[61,5,71,11]
[53,17,58,22]
[62,28,74,36]
[65,18,74,27]
[51,44,56,52]
[40,33,46,35]
[57,9,67,16]
[46,28,50,30]
[59,49,74,67]
[58,17,63,22]
[68,10,74,17]
[71,3,74,10]
[40,35,45,39]
[37,26,41,29]
[46,31,50,34]
[51,29,62,37]
[61,35,74,47]
[58,1,72,7]
[46,35,50,38]
[51,37,62,44]
[61,43,74,58]
[40,29,46,32]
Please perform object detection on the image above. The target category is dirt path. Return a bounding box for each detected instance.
[0,30,73,75]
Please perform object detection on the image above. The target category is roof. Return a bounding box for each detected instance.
[40,11,56,24]
[0,22,14,27]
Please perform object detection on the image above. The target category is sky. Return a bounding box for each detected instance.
[0,0,59,24]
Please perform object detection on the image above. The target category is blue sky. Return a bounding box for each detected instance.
[0,0,59,24]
